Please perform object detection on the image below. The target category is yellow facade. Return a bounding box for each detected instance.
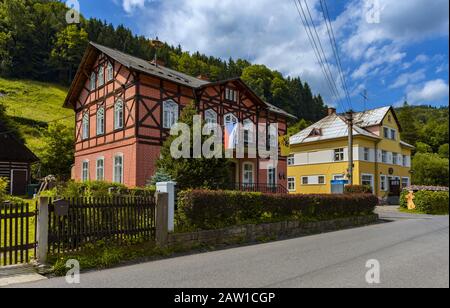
[288,109,413,198]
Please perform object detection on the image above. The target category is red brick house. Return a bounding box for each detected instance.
[64,42,295,191]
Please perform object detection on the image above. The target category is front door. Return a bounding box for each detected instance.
[11,170,27,196]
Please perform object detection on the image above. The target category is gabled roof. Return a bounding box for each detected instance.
[290,113,381,145]
[353,106,402,131]
[64,42,296,120]
[0,122,39,163]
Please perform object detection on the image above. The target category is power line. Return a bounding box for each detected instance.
[292,0,347,113]
[320,0,353,110]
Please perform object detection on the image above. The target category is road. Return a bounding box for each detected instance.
[7,207,449,288]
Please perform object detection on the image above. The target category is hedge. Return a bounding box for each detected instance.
[400,190,449,214]
[344,185,373,194]
[177,190,379,230]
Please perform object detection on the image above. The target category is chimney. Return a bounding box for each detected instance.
[327,107,337,116]
[150,59,166,67]
[197,74,210,81]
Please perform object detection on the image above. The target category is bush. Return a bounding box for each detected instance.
[400,190,409,209]
[413,191,449,214]
[344,185,373,194]
[0,177,8,202]
[177,190,378,230]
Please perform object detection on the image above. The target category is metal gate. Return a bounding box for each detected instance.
[0,201,37,266]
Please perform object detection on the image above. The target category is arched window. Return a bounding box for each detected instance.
[90,72,96,91]
[82,112,89,140]
[204,109,217,126]
[163,100,179,129]
[224,113,238,125]
[98,66,104,87]
[113,154,124,184]
[96,157,104,181]
[82,160,89,182]
[114,100,124,130]
[107,62,114,82]
[96,107,105,135]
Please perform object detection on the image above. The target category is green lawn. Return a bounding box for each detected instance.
[0,77,71,155]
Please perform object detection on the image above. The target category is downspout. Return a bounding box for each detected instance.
[374,139,380,198]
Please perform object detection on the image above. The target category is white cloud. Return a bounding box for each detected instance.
[407,79,449,105]
[121,0,146,13]
[390,69,426,89]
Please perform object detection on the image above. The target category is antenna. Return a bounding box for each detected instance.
[150,36,164,66]
[360,89,369,111]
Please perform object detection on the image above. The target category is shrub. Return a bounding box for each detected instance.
[177,190,378,230]
[344,185,373,194]
[400,190,409,209]
[0,177,8,202]
[413,191,449,214]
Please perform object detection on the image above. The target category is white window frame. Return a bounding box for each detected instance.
[302,176,309,185]
[96,157,105,181]
[204,109,218,126]
[113,153,124,184]
[107,62,114,82]
[318,175,326,185]
[82,112,89,140]
[82,160,89,182]
[97,66,104,87]
[334,148,345,162]
[361,173,374,192]
[267,166,277,187]
[382,150,388,163]
[402,177,410,189]
[333,174,345,181]
[390,128,397,140]
[287,155,295,166]
[90,72,96,91]
[114,99,124,130]
[363,147,370,161]
[383,127,390,139]
[243,119,254,143]
[225,88,238,102]
[224,113,238,125]
[163,100,179,129]
[393,153,398,165]
[287,177,296,192]
[267,124,278,148]
[96,107,105,136]
[380,175,387,192]
[242,162,255,185]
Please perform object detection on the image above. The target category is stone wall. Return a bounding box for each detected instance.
[168,214,379,248]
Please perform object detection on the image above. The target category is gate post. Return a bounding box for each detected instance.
[37,197,49,264]
[156,182,176,232]
[155,192,169,247]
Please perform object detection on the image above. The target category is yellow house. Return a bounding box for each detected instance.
[287,107,414,201]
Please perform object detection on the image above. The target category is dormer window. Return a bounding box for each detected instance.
[90,72,96,91]
[308,128,322,137]
[225,88,238,102]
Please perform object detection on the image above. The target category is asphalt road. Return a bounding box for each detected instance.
[8,207,449,288]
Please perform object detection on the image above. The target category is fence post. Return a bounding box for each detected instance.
[156,182,176,232]
[155,192,169,247]
[37,197,49,264]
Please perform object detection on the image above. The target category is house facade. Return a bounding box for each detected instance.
[64,42,295,189]
[0,122,39,195]
[287,107,414,199]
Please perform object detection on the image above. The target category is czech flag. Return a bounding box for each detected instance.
[224,123,237,149]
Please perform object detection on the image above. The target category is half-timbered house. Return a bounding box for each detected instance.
[64,42,295,191]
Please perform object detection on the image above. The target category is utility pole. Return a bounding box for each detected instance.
[345,110,354,185]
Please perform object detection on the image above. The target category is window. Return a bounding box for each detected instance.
[402,177,410,189]
[361,174,374,192]
[363,148,370,161]
[267,125,278,147]
[287,155,295,166]
[90,72,96,91]
[302,177,309,185]
[334,148,344,162]
[268,167,276,187]
[114,100,124,130]
[96,107,105,136]
[393,153,398,165]
[107,62,114,82]
[98,66,104,87]
[243,119,254,143]
[113,154,123,184]
[163,100,179,129]
[96,158,104,181]
[380,175,387,191]
[225,88,238,102]
[204,109,217,126]
[403,155,409,167]
[242,163,254,185]
[82,160,89,182]
[390,129,396,140]
[318,176,325,185]
[383,127,390,139]
[82,112,89,140]
[382,150,388,163]
[288,177,296,192]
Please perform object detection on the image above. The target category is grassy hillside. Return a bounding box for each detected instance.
[0,78,72,154]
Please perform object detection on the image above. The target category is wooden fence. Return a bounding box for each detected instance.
[48,196,156,254]
[0,201,37,266]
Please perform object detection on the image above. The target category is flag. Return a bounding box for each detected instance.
[279,135,290,156]
[224,123,237,149]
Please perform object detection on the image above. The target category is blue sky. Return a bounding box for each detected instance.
[77,0,449,112]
